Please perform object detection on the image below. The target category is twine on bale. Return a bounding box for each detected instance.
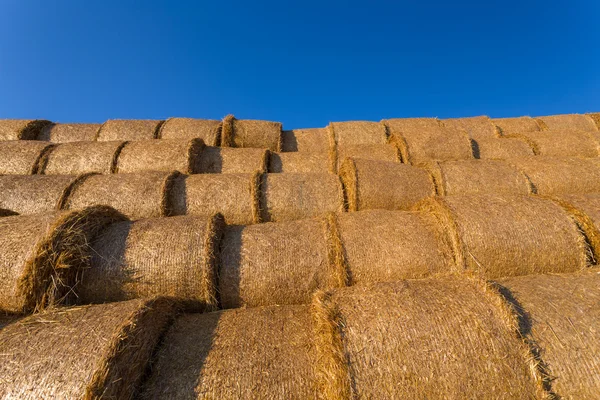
[37,123,101,142]
[37,141,127,175]
[115,138,205,174]
[0,141,54,175]
[220,115,282,151]
[0,119,52,141]
[0,174,79,215]
[157,117,222,145]
[96,119,164,141]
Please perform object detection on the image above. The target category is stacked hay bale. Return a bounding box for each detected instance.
[588,112,600,130]
[198,146,268,173]
[158,117,221,145]
[115,138,205,174]
[492,116,542,135]
[97,119,163,141]
[506,129,600,157]
[269,151,331,173]
[552,193,600,262]
[0,141,52,175]
[441,116,499,140]
[281,127,329,152]
[0,174,78,215]
[221,115,282,151]
[38,140,125,174]
[0,119,52,141]
[37,123,101,142]
[535,113,599,131]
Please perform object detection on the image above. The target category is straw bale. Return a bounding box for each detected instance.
[442,116,499,140]
[0,140,52,175]
[340,158,434,211]
[587,112,600,130]
[475,137,534,159]
[116,138,204,174]
[38,140,125,175]
[64,171,177,219]
[80,214,224,311]
[281,127,329,152]
[335,143,399,172]
[269,151,330,173]
[0,174,77,215]
[535,113,598,131]
[158,117,221,145]
[0,119,52,141]
[497,271,600,398]
[329,121,388,146]
[198,146,268,173]
[313,277,541,399]
[0,298,175,399]
[221,115,282,151]
[97,119,163,141]
[37,123,101,142]
[508,130,600,157]
[0,206,125,313]
[492,116,541,135]
[141,305,318,399]
[260,173,344,222]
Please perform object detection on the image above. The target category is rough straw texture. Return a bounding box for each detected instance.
[39,140,125,175]
[0,119,52,141]
[282,128,329,152]
[0,140,52,175]
[198,146,268,173]
[336,143,399,171]
[97,119,163,141]
[0,298,175,399]
[116,138,205,174]
[508,130,600,157]
[141,305,318,400]
[269,151,330,173]
[0,174,77,215]
[442,116,499,140]
[492,116,541,135]
[535,114,599,131]
[474,137,535,159]
[587,113,600,130]
[37,123,101,142]
[158,117,221,145]
[221,115,282,151]
[330,121,388,146]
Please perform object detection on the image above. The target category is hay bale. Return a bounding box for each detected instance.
[329,121,388,146]
[221,115,282,151]
[0,119,52,141]
[0,174,78,215]
[64,171,177,219]
[0,206,125,313]
[418,194,588,278]
[0,141,52,175]
[37,123,101,142]
[140,305,318,399]
[116,138,204,174]
[340,158,434,211]
[79,214,224,311]
[198,146,268,173]
[260,173,344,222]
[38,140,125,175]
[496,271,600,398]
[475,137,535,159]
[158,117,221,145]
[97,119,163,141]
[442,116,499,140]
[492,116,541,135]
[269,151,330,173]
[535,113,598,131]
[587,112,600,130]
[334,143,399,172]
[281,127,329,152]
[0,298,175,399]
[313,277,542,399]
[507,130,600,157]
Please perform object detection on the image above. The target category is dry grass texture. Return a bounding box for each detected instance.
[0,141,52,175]
[38,123,101,142]
[535,114,599,131]
[158,117,221,145]
[0,119,52,141]
[588,113,600,130]
[335,143,399,172]
[116,138,205,174]
[492,116,542,135]
[442,116,499,140]
[508,130,600,157]
[474,137,535,159]
[198,146,268,173]
[329,121,388,146]
[282,128,329,152]
[0,174,77,215]
[97,119,163,141]
[221,115,282,151]
[38,140,125,175]
[269,151,330,173]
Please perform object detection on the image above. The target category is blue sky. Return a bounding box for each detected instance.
[0,1,598,129]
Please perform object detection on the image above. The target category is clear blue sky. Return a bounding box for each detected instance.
[0,1,598,129]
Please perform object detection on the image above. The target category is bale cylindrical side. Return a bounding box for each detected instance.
[313,277,542,399]
[0,174,78,215]
[474,137,535,159]
[198,146,268,173]
[339,158,435,211]
[0,206,126,313]
[80,214,224,311]
[587,112,600,130]
[38,140,125,175]
[441,116,500,140]
[260,173,344,222]
[116,138,205,174]
[329,121,388,146]
[0,298,175,399]
[0,141,53,175]
[535,114,599,132]
[96,119,163,141]
[269,151,330,173]
[37,123,101,142]
[140,305,318,399]
[281,127,329,152]
[63,171,177,219]
[0,119,52,141]
[508,130,600,158]
[492,116,542,135]
[158,117,221,145]
[335,143,399,172]
[221,115,282,151]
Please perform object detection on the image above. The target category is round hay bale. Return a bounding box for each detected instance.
[0,174,78,215]
[221,115,282,151]
[0,298,175,399]
[140,305,318,399]
[116,138,204,174]
[63,171,177,219]
[38,140,125,175]
[281,127,329,152]
[507,130,600,157]
[0,141,53,175]
[535,113,598,131]
[492,116,541,135]
[339,158,435,211]
[260,173,344,222]
[441,116,499,140]
[0,206,125,313]
[158,117,221,145]
[329,121,388,146]
[587,112,600,130]
[37,123,101,142]
[80,214,224,311]
[418,194,588,278]
[496,271,600,398]
[198,146,268,173]
[313,277,542,399]
[335,143,399,172]
[96,119,163,141]
[269,151,330,173]
[474,137,534,159]
[0,119,52,141]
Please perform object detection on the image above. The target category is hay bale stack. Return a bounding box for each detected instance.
[140,305,318,399]
[442,116,499,140]
[97,119,163,141]
[158,117,221,145]
[329,121,388,146]
[260,173,344,222]
[281,128,329,152]
[221,115,282,151]
[552,193,600,262]
[116,138,204,174]
[492,116,541,135]
[418,194,588,278]
[80,214,224,311]
[0,174,77,215]
[0,119,52,141]
[0,298,175,399]
[507,130,600,157]
[198,146,268,173]
[587,112,600,130]
[497,271,600,398]
[64,171,177,219]
[535,113,598,131]
[340,158,434,211]
[37,123,101,142]
[38,140,125,175]
[0,206,125,313]
[269,151,330,173]
[335,143,399,172]
[475,137,535,159]
[313,277,541,399]
[0,141,52,175]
